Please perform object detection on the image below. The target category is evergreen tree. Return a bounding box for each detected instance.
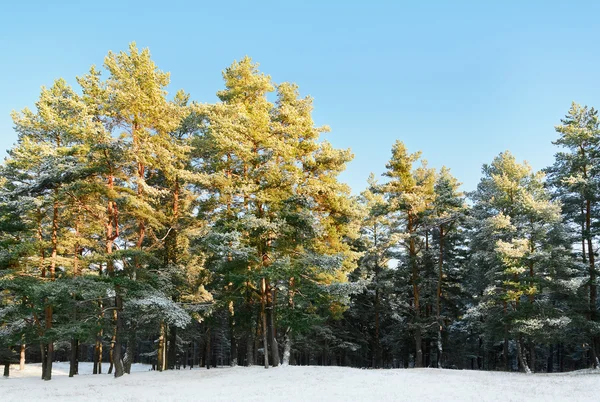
[381,141,436,367]
[468,151,573,372]
[546,103,600,368]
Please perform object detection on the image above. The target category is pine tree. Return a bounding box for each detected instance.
[468,151,572,372]
[431,167,467,367]
[381,141,436,367]
[546,102,600,368]
[198,58,357,368]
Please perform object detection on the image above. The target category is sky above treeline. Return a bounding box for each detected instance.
[1,0,599,194]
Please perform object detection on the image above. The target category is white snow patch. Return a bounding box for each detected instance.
[1,363,599,401]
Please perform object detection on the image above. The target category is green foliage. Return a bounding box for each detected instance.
[1,45,599,374]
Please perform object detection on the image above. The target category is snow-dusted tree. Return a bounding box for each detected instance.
[197,58,358,368]
[468,151,574,372]
[546,103,600,368]
[381,141,436,367]
[7,78,94,380]
[429,167,468,367]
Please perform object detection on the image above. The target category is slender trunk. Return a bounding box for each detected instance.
[69,338,79,377]
[414,328,422,368]
[50,193,58,280]
[282,328,292,366]
[168,325,177,370]
[436,224,444,368]
[585,198,599,368]
[158,321,166,372]
[93,301,103,374]
[108,308,117,374]
[19,342,25,371]
[559,342,564,372]
[528,230,535,372]
[409,216,422,368]
[122,323,135,375]
[516,337,531,374]
[72,243,80,380]
[42,305,53,381]
[547,344,554,373]
[94,332,103,374]
[134,161,145,279]
[477,336,483,369]
[254,308,261,365]
[40,192,59,381]
[106,221,114,276]
[267,284,279,366]
[503,303,509,371]
[373,223,382,369]
[529,341,535,373]
[246,333,254,366]
[37,208,45,278]
[261,278,269,369]
[93,338,99,374]
[131,122,145,280]
[73,205,81,276]
[229,302,237,367]
[581,203,587,265]
[205,327,211,369]
[40,344,46,380]
[244,285,255,366]
[374,285,381,368]
[113,293,124,377]
[283,277,295,366]
[3,363,8,377]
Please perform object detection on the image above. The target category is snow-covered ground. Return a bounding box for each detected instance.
[1,362,599,401]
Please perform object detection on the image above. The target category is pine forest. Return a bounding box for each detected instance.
[3,43,600,383]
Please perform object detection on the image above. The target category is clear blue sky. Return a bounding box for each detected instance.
[1,0,599,194]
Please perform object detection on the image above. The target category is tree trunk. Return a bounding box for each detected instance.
[92,338,99,375]
[261,278,269,369]
[42,305,53,381]
[3,363,8,378]
[19,342,25,371]
[559,342,564,372]
[37,207,46,278]
[374,286,381,368]
[547,344,554,373]
[108,309,117,374]
[409,216,422,368]
[168,325,177,370]
[229,306,237,367]
[503,300,509,371]
[414,327,422,368]
[529,341,535,373]
[49,193,58,280]
[585,198,599,368]
[134,157,146,280]
[113,293,125,378]
[246,334,254,366]
[40,344,46,380]
[123,324,135,375]
[282,328,292,366]
[267,284,279,366]
[436,224,444,368]
[157,321,166,371]
[40,192,59,381]
[73,207,81,276]
[516,337,531,374]
[93,302,103,375]
[94,333,102,374]
[205,327,211,369]
[69,338,79,377]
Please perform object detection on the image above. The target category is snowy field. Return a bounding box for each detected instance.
[1,362,599,402]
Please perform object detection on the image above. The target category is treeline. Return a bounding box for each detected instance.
[0,44,598,379]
